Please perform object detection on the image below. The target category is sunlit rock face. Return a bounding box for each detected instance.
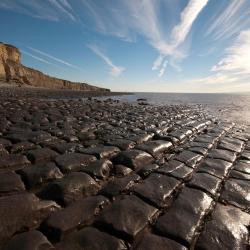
[0,42,109,91]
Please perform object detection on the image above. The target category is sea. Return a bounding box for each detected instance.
[98,92,250,125]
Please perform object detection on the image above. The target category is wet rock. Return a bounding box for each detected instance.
[197,158,232,179]
[131,173,181,207]
[27,148,58,164]
[0,193,59,245]
[0,171,25,195]
[99,174,140,198]
[80,145,120,159]
[55,153,96,173]
[129,133,153,144]
[43,196,109,240]
[218,137,244,153]
[50,142,84,154]
[39,172,100,205]
[241,151,250,161]
[113,149,154,170]
[106,139,136,150]
[156,160,185,174]
[82,159,112,180]
[168,165,194,181]
[194,135,218,144]
[0,145,9,156]
[233,160,250,174]
[174,150,203,168]
[136,163,159,177]
[10,141,36,154]
[55,227,127,250]
[155,188,213,246]
[220,178,250,211]
[114,164,133,177]
[208,149,237,163]
[196,204,250,250]
[95,195,158,241]
[230,170,250,181]
[136,140,172,158]
[2,230,54,250]
[18,162,63,188]
[134,233,187,250]
[187,172,222,198]
[189,141,213,149]
[0,154,30,171]
[188,146,208,156]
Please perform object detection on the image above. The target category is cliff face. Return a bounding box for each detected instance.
[0,43,109,91]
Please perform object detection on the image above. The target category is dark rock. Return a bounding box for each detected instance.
[50,142,84,154]
[0,171,25,195]
[55,227,127,250]
[218,137,244,153]
[197,158,232,179]
[230,170,250,181]
[2,230,54,250]
[208,149,237,163]
[106,139,136,150]
[10,142,36,154]
[196,204,250,250]
[55,153,96,173]
[220,178,250,211]
[114,164,133,177]
[233,160,250,174]
[174,150,203,168]
[95,195,158,241]
[136,163,159,177]
[39,172,100,205]
[80,145,120,159]
[18,162,63,188]
[131,173,181,207]
[43,196,109,240]
[27,148,58,164]
[155,188,213,246]
[0,193,59,245]
[187,172,222,197]
[99,174,140,198]
[113,149,154,170]
[82,159,112,180]
[134,232,187,250]
[136,140,172,158]
[0,154,30,171]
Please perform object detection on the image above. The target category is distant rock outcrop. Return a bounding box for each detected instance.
[0,42,109,91]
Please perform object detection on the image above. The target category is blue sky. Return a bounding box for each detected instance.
[1,0,250,92]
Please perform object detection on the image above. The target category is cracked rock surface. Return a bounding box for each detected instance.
[0,88,250,249]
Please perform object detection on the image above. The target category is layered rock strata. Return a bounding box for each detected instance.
[0,42,109,91]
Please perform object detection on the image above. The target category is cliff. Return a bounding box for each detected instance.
[0,43,109,91]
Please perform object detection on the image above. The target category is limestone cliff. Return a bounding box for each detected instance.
[0,43,109,91]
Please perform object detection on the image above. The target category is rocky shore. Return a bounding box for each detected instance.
[0,88,250,249]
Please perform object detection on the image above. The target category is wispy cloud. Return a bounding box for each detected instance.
[191,29,250,85]
[205,0,250,41]
[0,0,76,22]
[211,29,250,76]
[21,50,61,68]
[27,47,82,71]
[87,44,125,77]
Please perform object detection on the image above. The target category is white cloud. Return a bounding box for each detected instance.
[27,47,82,71]
[205,0,250,40]
[188,29,250,87]
[211,29,250,76]
[87,44,125,77]
[0,0,76,22]
[158,60,168,78]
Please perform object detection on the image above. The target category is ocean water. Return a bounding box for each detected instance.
[100,92,250,125]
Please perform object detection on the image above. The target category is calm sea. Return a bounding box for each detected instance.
[100,92,250,125]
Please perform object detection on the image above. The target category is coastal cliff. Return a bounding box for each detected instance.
[0,43,109,91]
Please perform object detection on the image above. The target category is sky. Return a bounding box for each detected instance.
[1,0,250,93]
